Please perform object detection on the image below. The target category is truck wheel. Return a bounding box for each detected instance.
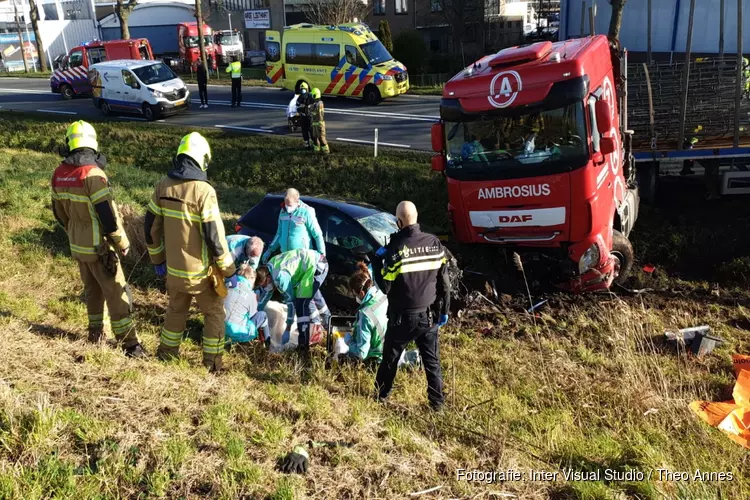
[142,103,156,121]
[60,84,74,100]
[637,161,658,205]
[611,230,634,285]
[100,100,111,116]
[295,80,309,94]
[363,85,381,105]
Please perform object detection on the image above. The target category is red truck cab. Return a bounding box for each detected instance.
[177,22,217,71]
[431,36,639,292]
[51,38,153,99]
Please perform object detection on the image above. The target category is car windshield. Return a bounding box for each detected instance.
[218,34,241,45]
[133,62,177,85]
[359,40,393,65]
[184,36,213,48]
[358,212,398,247]
[445,103,587,171]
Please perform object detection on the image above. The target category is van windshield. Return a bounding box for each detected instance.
[133,62,177,85]
[359,40,393,65]
[445,102,588,180]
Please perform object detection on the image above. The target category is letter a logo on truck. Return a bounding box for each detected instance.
[488,71,522,108]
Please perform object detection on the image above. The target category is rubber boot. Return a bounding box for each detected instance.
[322,144,330,154]
[203,355,223,374]
[313,144,320,152]
[124,343,147,359]
[87,326,104,344]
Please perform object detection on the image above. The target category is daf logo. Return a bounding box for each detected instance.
[488,70,522,109]
[499,215,532,224]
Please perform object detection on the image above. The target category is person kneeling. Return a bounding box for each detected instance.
[224,264,269,346]
[340,263,387,367]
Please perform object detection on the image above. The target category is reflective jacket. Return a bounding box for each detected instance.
[268,249,322,328]
[311,101,325,125]
[224,276,260,342]
[227,234,260,268]
[350,287,387,361]
[144,156,235,293]
[51,150,129,262]
[226,61,242,78]
[297,92,314,117]
[263,201,325,260]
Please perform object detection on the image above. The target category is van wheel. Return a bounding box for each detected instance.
[142,103,156,121]
[60,84,74,100]
[363,85,381,105]
[100,100,111,116]
[611,230,634,285]
[295,80,309,94]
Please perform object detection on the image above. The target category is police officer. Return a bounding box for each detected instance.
[226,55,242,107]
[296,82,314,150]
[372,201,450,410]
[310,88,330,154]
[51,121,145,357]
[145,132,237,372]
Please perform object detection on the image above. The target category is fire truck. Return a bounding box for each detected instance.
[50,39,153,99]
[430,36,639,292]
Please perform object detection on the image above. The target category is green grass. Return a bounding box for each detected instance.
[408,85,444,96]
[0,71,51,79]
[0,113,748,497]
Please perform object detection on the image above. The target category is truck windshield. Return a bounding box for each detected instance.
[218,34,242,45]
[184,36,213,48]
[359,40,393,65]
[445,102,588,178]
[133,62,177,85]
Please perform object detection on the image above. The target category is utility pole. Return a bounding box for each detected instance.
[22,0,35,72]
[13,0,29,73]
[734,0,743,148]
[677,0,696,151]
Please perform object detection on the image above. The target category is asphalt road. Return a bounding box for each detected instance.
[0,78,439,151]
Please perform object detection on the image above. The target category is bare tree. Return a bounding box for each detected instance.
[439,0,485,63]
[608,0,627,41]
[195,0,208,71]
[29,0,45,71]
[115,0,138,40]
[308,0,369,25]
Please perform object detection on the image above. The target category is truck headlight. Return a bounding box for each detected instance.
[578,243,600,274]
[382,75,393,81]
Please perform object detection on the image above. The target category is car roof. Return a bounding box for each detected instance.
[90,59,160,70]
[263,193,388,219]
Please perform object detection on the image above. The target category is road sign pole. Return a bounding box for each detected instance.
[374,129,378,158]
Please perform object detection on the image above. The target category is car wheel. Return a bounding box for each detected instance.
[611,230,634,285]
[100,100,111,116]
[142,103,156,121]
[60,84,74,100]
[363,85,381,105]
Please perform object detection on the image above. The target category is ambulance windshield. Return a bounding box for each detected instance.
[445,102,588,176]
[359,40,393,65]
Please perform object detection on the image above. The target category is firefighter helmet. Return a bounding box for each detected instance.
[299,82,309,91]
[311,88,321,99]
[65,120,98,153]
[177,132,212,171]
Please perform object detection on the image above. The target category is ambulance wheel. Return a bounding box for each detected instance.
[363,85,381,105]
[611,230,634,285]
[100,100,111,116]
[142,103,156,121]
[295,80,309,94]
[60,84,74,100]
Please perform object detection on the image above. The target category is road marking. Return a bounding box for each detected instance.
[0,87,47,94]
[215,125,275,133]
[36,109,77,115]
[336,137,412,148]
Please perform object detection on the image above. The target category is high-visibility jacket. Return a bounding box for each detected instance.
[268,249,322,325]
[145,156,235,292]
[311,101,325,125]
[350,287,387,361]
[263,201,325,261]
[226,61,242,78]
[51,150,129,262]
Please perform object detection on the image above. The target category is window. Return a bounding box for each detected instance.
[122,70,138,88]
[286,43,313,65]
[314,44,340,66]
[266,41,281,62]
[359,40,393,65]
[373,0,385,15]
[430,0,443,12]
[87,47,106,66]
[588,95,600,152]
[516,20,522,28]
[68,50,83,68]
[253,0,269,7]
[345,45,368,68]
[357,212,398,247]
[138,44,150,59]
[133,63,176,85]
[395,0,407,14]
[287,43,340,66]
[324,213,369,251]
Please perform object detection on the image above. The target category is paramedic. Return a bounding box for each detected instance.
[224,264,269,345]
[341,262,386,365]
[226,234,265,269]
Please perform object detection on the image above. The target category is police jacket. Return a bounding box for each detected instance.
[144,155,235,293]
[372,224,450,317]
[51,149,129,262]
[262,201,325,261]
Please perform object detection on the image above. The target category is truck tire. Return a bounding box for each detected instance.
[637,161,658,205]
[142,103,156,121]
[100,100,111,117]
[611,230,634,285]
[363,84,381,105]
[60,84,74,100]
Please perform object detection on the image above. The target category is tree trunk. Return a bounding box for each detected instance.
[195,0,208,72]
[608,0,627,41]
[29,0,46,72]
[13,0,29,73]
[115,0,137,40]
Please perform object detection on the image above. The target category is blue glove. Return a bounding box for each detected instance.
[375,246,387,257]
[225,274,238,289]
[437,314,449,327]
[154,263,167,278]
[281,329,291,345]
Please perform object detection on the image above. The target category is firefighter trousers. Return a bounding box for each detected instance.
[312,122,327,148]
[78,260,138,347]
[158,281,225,371]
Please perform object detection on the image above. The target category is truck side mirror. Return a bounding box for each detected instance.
[595,100,613,134]
[431,155,446,172]
[431,123,445,153]
[600,136,616,155]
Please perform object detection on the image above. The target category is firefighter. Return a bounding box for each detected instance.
[145,132,237,372]
[296,82,314,150]
[310,88,330,154]
[226,55,242,107]
[51,121,145,357]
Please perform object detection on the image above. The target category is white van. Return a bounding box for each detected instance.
[88,60,190,121]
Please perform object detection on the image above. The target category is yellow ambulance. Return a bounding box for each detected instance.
[265,23,409,105]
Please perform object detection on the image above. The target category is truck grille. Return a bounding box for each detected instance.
[165,88,187,102]
[395,71,408,83]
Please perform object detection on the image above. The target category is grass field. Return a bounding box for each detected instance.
[0,113,749,499]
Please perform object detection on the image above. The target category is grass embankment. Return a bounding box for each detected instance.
[0,113,749,498]
[0,71,51,79]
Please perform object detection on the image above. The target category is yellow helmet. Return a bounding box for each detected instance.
[299,82,309,91]
[177,132,212,170]
[66,120,98,152]
[311,88,321,99]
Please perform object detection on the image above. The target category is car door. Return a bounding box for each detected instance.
[120,69,141,109]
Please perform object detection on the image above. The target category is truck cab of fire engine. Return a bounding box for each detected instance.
[431,36,639,292]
